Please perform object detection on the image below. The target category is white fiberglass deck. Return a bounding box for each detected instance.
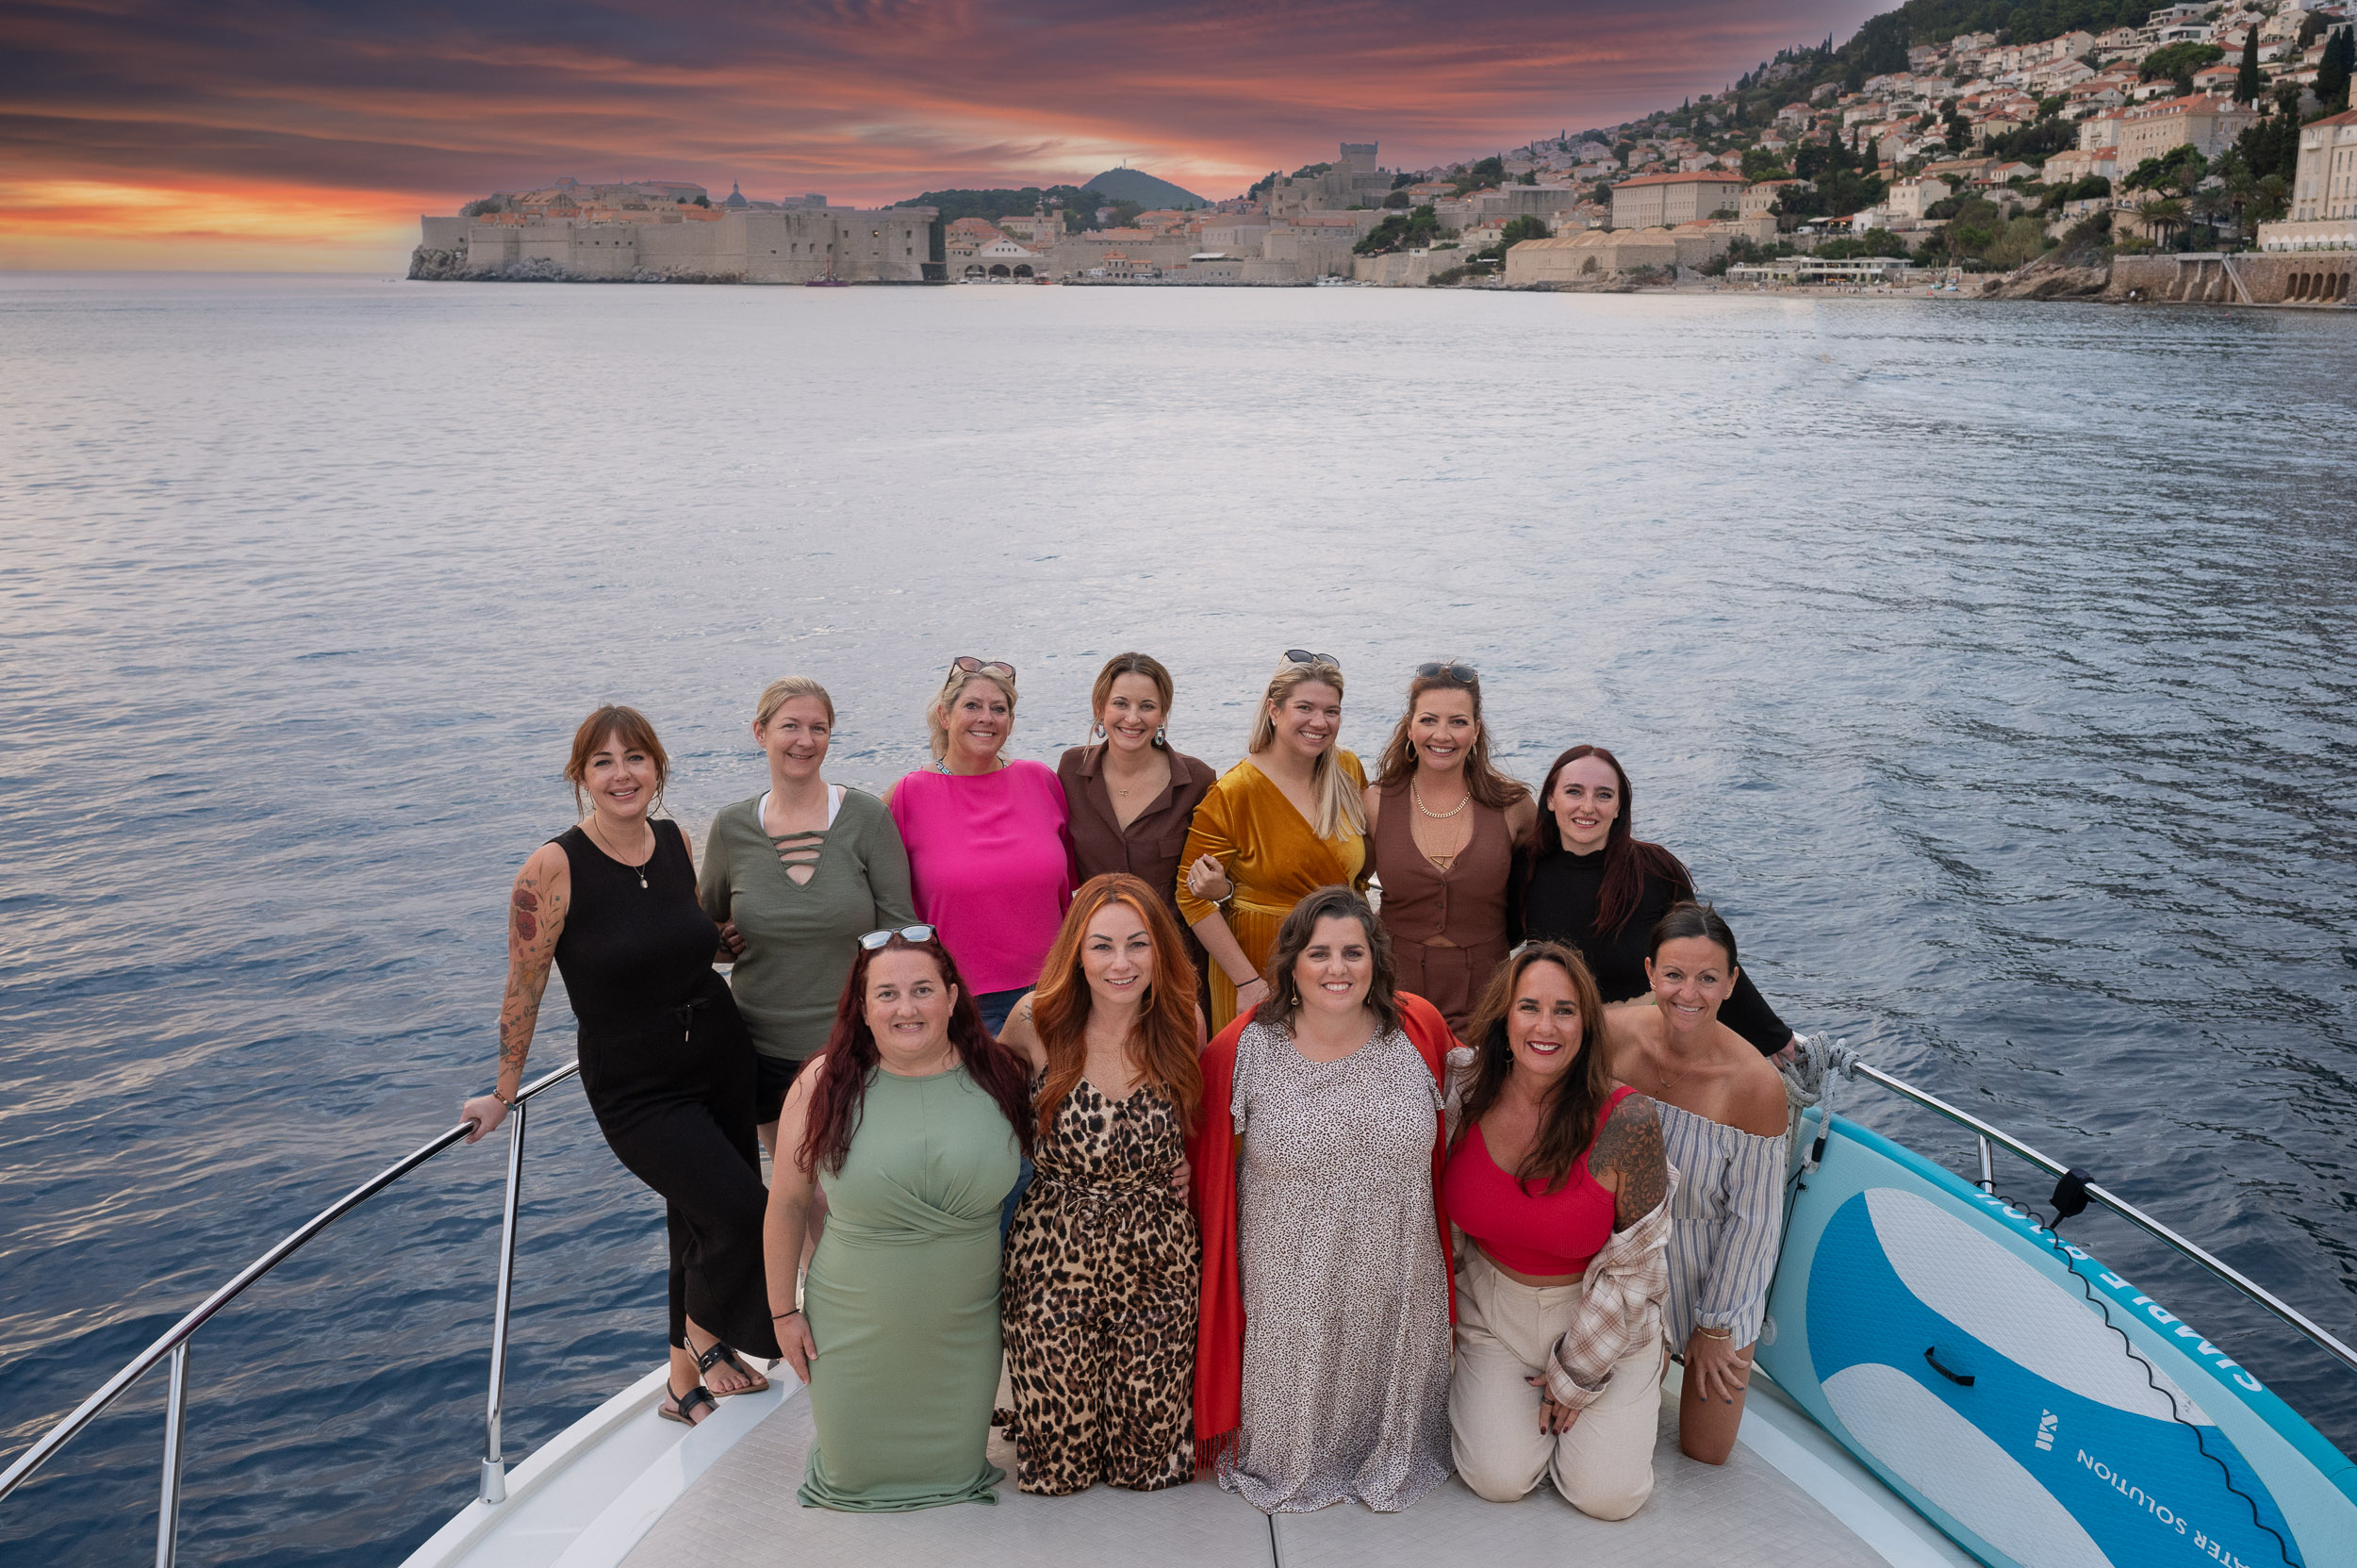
[404,1362,1977,1568]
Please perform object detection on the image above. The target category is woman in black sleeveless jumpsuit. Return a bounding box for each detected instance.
[552,818,781,1384]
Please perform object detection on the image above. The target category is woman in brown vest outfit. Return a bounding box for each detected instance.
[1362,663,1536,1036]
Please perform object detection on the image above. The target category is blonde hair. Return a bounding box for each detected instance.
[755,676,834,729]
[927,668,1018,761]
[1247,660,1364,840]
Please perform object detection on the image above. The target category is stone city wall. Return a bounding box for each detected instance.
[409,208,941,283]
[2105,252,2355,305]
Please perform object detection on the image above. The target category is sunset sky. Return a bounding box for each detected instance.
[0,0,1885,272]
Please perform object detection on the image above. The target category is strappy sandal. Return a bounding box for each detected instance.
[692,1338,770,1396]
[659,1380,717,1427]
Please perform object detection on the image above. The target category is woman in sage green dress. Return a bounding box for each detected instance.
[764,927,1034,1510]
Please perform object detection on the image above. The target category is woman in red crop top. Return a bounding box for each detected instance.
[1441,941,1670,1519]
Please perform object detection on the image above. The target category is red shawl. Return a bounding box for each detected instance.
[1187,992,1460,1468]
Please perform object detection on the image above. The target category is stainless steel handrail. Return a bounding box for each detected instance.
[1844,1060,2357,1378]
[0,1058,582,1550]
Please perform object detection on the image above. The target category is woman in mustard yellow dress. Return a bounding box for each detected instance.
[1177,652,1371,1030]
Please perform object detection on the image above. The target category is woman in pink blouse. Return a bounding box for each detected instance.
[887,658,1076,1034]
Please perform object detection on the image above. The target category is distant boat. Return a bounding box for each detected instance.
[805,274,849,288]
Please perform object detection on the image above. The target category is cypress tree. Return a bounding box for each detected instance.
[2236,25,2263,106]
[2321,30,2354,115]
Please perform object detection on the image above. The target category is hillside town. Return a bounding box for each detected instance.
[409,0,2357,305]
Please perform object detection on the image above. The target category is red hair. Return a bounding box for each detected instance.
[1030,874,1203,1137]
[796,934,1034,1175]
[1525,744,1693,939]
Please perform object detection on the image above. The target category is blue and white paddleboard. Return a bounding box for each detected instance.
[1755,1112,2357,1568]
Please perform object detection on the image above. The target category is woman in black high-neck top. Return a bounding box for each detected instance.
[460,706,778,1428]
[1517,744,1798,1058]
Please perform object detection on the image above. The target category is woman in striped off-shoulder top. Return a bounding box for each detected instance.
[1605,901,1790,1466]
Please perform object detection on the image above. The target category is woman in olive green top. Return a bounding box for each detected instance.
[700,677,916,1149]
[766,930,1032,1511]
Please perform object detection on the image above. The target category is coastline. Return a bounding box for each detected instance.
[403,242,2357,308]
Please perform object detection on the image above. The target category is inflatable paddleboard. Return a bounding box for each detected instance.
[1755,1112,2357,1568]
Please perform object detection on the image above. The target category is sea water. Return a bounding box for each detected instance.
[2,272,2352,1563]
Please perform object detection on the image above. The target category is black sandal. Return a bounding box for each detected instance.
[692,1338,770,1397]
[660,1380,717,1427]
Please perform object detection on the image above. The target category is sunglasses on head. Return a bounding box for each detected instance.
[949,656,1015,681]
[858,924,937,950]
[1417,661,1478,684]
[1283,649,1339,669]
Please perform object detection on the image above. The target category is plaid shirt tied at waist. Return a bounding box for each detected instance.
[1541,1165,1679,1414]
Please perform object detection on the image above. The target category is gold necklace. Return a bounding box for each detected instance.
[1410,776,1470,819]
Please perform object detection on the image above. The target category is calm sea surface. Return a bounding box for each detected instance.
[2,272,2352,1562]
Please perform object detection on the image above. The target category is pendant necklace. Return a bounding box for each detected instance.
[590,817,655,888]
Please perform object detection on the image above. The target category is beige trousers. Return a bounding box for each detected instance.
[1448,1246,1661,1518]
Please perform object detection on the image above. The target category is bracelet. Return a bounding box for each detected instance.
[493,1089,518,1109]
[1228,973,1260,990]
[771,1308,803,1321]
[1694,1326,1735,1341]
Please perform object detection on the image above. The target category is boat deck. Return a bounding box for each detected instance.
[403,1359,1977,1568]
[624,1389,1887,1568]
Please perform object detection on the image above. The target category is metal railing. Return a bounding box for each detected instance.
[1841,1059,2357,1378]
[0,1059,583,1563]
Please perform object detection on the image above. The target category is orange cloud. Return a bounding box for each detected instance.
[0,178,433,270]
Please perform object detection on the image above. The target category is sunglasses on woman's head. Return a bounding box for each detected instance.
[1283,649,1338,669]
[858,925,936,949]
[949,656,1015,681]
[1417,661,1477,684]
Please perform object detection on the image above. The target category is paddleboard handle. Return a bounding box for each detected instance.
[1922,1346,1976,1387]
[2051,1167,2093,1223]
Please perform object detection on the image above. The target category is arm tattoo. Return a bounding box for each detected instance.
[498,867,566,1079]
[1592,1094,1668,1230]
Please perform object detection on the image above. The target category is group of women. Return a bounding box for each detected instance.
[459,650,1798,1520]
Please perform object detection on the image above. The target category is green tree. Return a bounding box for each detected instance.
[2235,25,2264,106]
[1942,98,1972,149]
[2137,195,2189,247]
[1454,156,1508,192]
[2235,107,2301,184]
[1741,146,1792,181]
[2123,145,2206,195]
[2138,41,2223,93]
[1984,214,2050,268]
[1355,205,1443,256]
[1382,190,1411,209]
[1815,227,1912,259]
[2319,30,2355,115]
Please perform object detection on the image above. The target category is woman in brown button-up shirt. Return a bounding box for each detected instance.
[1057,653,1217,966]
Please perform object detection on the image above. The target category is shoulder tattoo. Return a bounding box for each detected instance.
[1592,1093,1668,1229]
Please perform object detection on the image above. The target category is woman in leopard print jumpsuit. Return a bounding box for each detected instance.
[997,873,1204,1494]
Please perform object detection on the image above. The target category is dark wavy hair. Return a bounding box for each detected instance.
[796,933,1034,1176]
[1030,873,1203,1137]
[1449,943,1616,1194]
[1262,885,1402,1035]
[1524,743,1694,940]
[1371,663,1530,810]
